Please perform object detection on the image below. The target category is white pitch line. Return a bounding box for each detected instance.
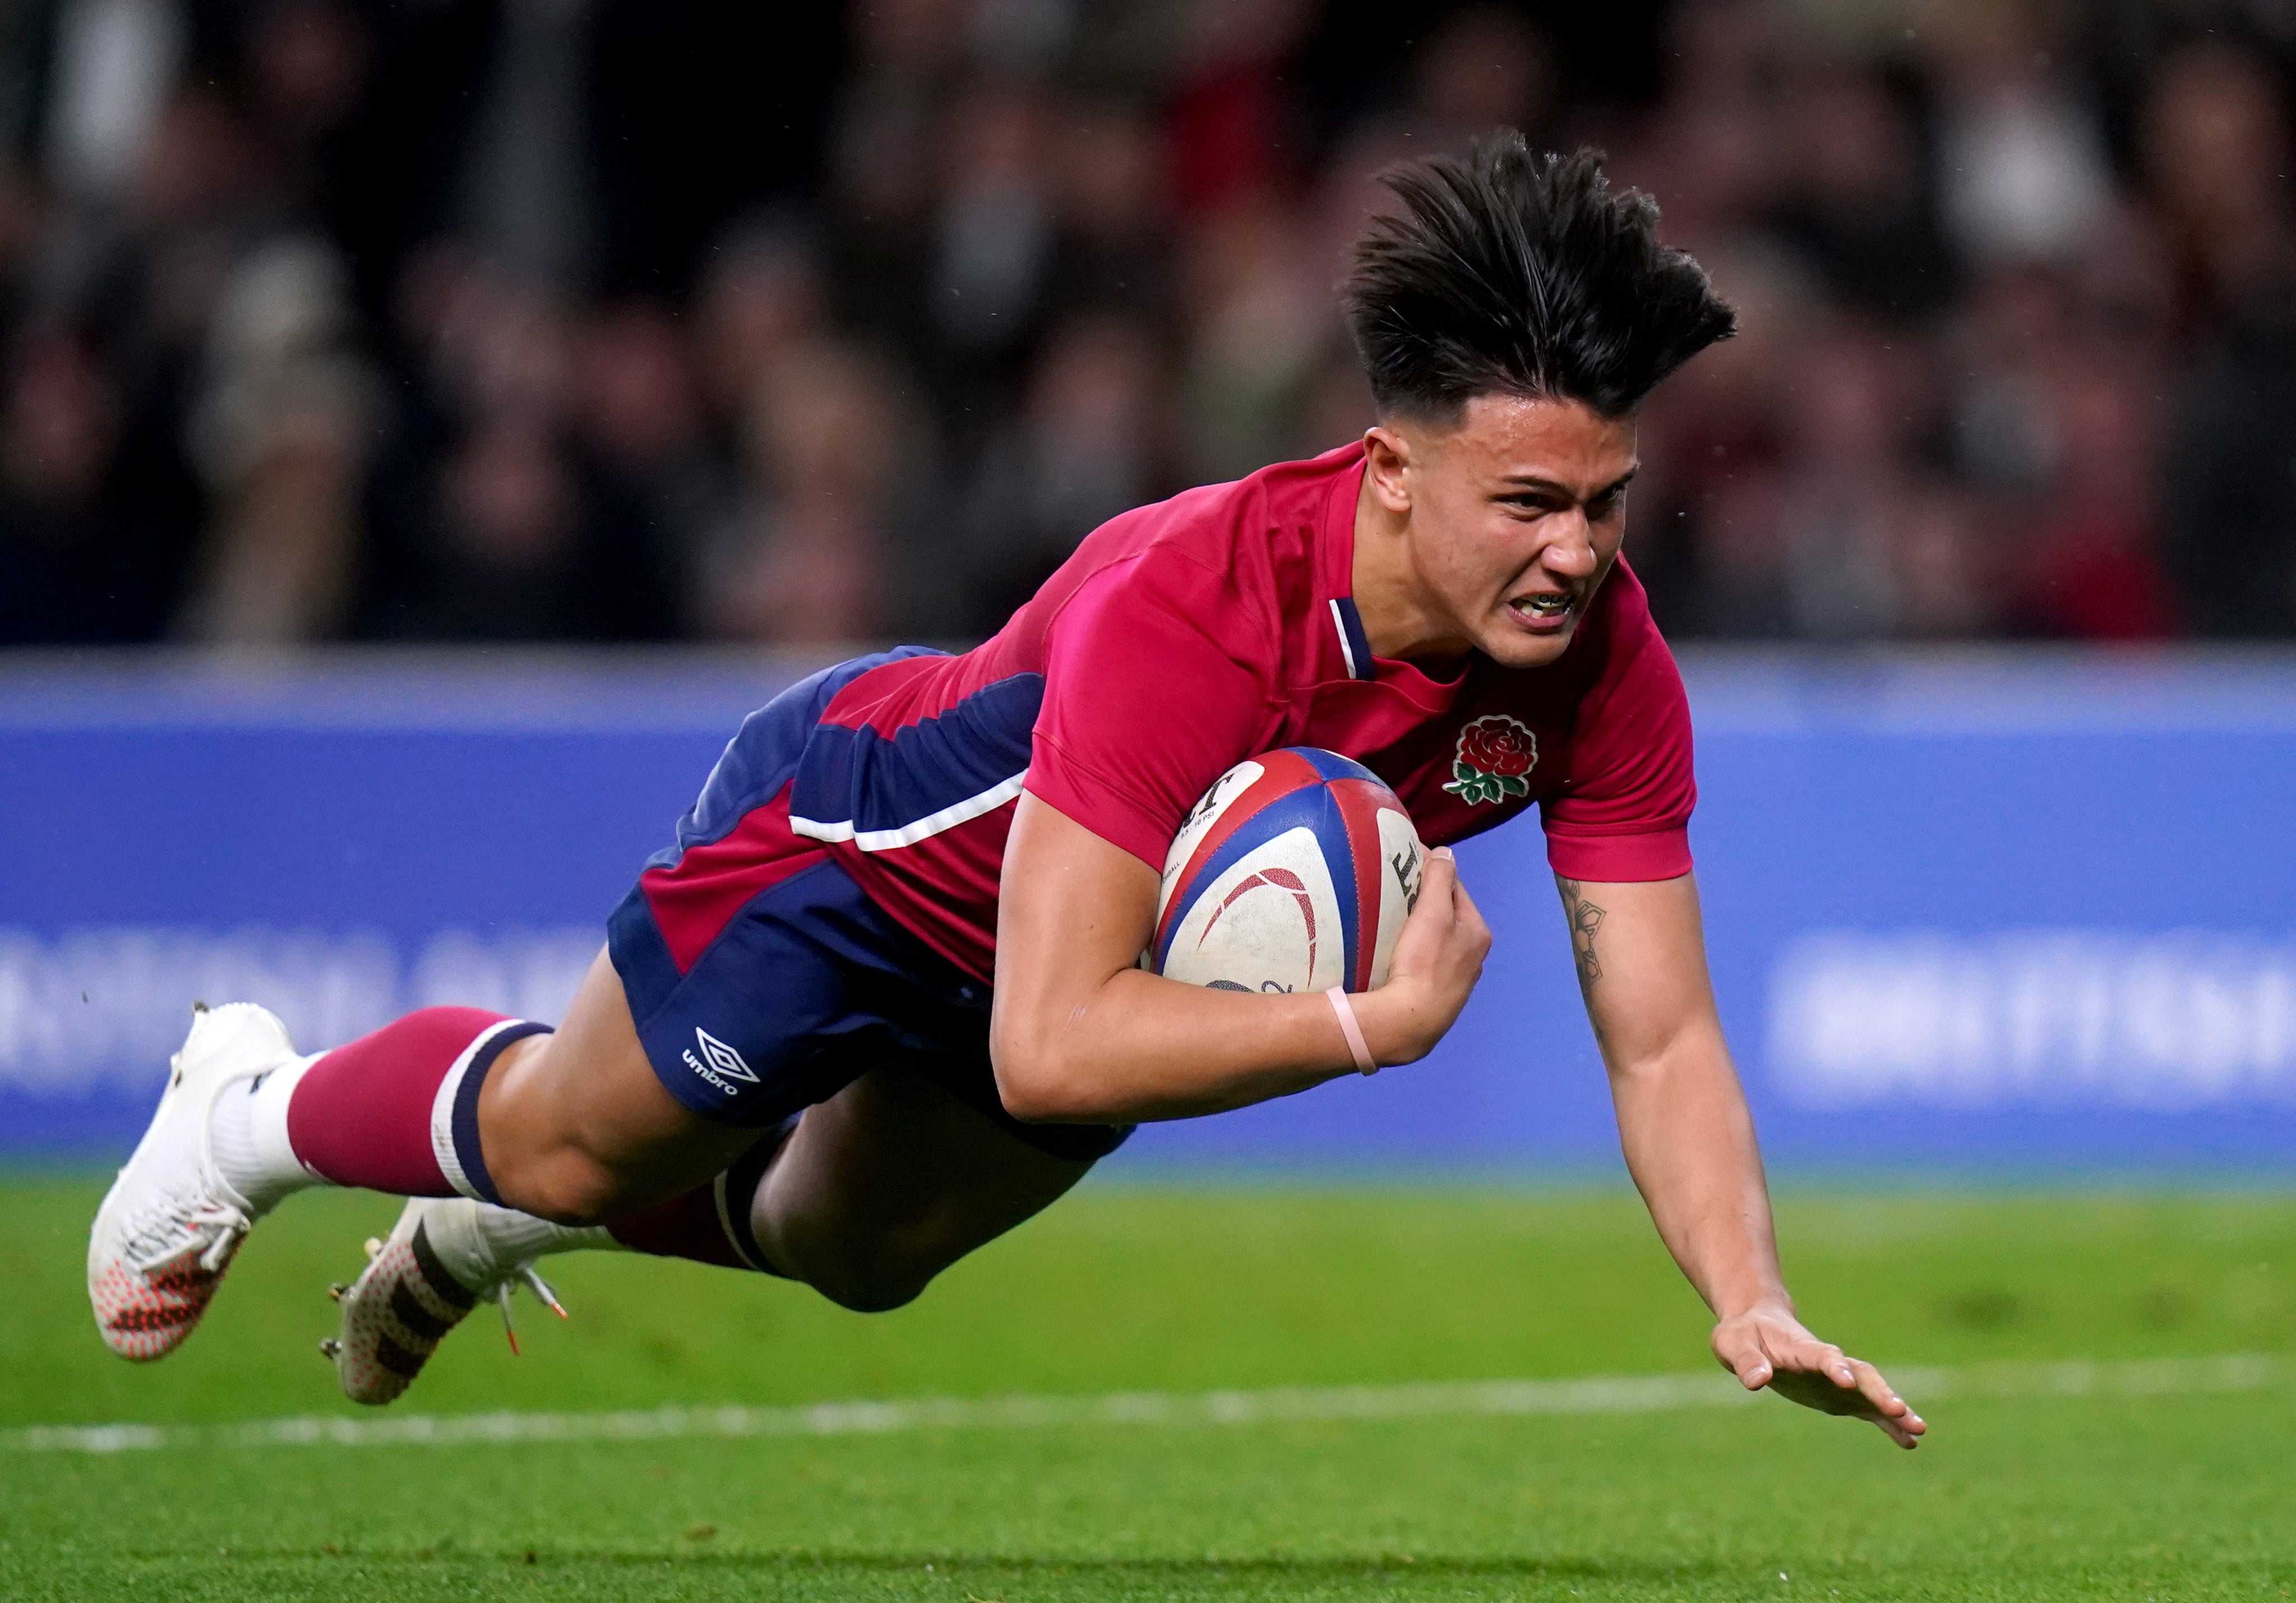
[5,1353,2283,1457]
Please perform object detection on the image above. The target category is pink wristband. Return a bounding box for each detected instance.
[1327,987,1377,1075]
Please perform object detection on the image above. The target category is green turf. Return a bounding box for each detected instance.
[4,1175,2294,1601]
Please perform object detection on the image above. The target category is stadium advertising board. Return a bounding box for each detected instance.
[3,652,2292,1171]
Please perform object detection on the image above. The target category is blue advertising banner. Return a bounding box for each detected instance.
[4,649,2293,1172]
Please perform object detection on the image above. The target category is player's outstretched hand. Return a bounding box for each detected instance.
[1711,1300,1927,1449]
[1360,847,1491,1066]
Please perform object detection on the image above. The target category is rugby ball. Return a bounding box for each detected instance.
[1152,749,1426,995]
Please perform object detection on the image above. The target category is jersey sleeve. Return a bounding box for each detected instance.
[1027,553,1272,869]
[1538,607,1697,882]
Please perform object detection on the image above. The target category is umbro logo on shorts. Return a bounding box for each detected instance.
[683,1027,759,1096]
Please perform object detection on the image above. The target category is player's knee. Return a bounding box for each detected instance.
[815,1274,927,1314]
[801,1225,954,1313]
[809,1255,935,1314]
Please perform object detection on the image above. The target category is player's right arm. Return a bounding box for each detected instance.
[987,792,1489,1124]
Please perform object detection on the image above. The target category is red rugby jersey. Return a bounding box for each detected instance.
[786,442,1696,981]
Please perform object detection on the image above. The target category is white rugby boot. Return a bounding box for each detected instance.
[87,1003,304,1360]
[325,1195,612,1406]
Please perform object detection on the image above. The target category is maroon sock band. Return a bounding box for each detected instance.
[286,1007,513,1195]
[608,1185,748,1269]
[608,1119,796,1273]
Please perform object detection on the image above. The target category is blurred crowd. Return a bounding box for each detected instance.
[1,0,2294,649]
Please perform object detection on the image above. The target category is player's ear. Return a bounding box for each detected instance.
[1362,423,1413,514]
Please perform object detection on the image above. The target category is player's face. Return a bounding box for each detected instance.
[1383,394,1638,670]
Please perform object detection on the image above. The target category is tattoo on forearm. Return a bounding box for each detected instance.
[1558,877,1607,1002]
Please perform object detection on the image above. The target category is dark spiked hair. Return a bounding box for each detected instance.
[1341,136,1735,421]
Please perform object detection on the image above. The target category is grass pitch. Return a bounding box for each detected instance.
[3,1176,2294,1601]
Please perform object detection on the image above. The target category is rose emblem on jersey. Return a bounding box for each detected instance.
[1442,715,1537,806]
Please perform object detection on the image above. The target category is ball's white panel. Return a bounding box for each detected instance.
[1159,827,1344,994]
[1369,807,1427,990]
[1155,758,1265,926]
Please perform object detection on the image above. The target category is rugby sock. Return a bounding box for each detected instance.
[271,1008,548,1202]
[473,1207,620,1266]
[607,1186,750,1269]
[426,1201,621,1289]
[608,1117,793,1276]
[207,1050,324,1214]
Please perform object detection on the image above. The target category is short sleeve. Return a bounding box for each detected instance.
[1538,609,1696,882]
[1027,554,1272,869]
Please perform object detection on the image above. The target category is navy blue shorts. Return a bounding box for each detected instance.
[606,657,1131,1163]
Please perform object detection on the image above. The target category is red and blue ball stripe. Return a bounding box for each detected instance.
[1151,748,1407,994]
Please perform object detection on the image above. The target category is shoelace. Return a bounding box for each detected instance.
[109,1027,276,1285]
[123,1197,252,1277]
[344,1233,570,1357]
[491,1265,569,1356]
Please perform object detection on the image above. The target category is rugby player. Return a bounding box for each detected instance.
[89,137,1924,1449]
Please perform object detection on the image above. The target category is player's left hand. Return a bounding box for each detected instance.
[1711,1300,1926,1449]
